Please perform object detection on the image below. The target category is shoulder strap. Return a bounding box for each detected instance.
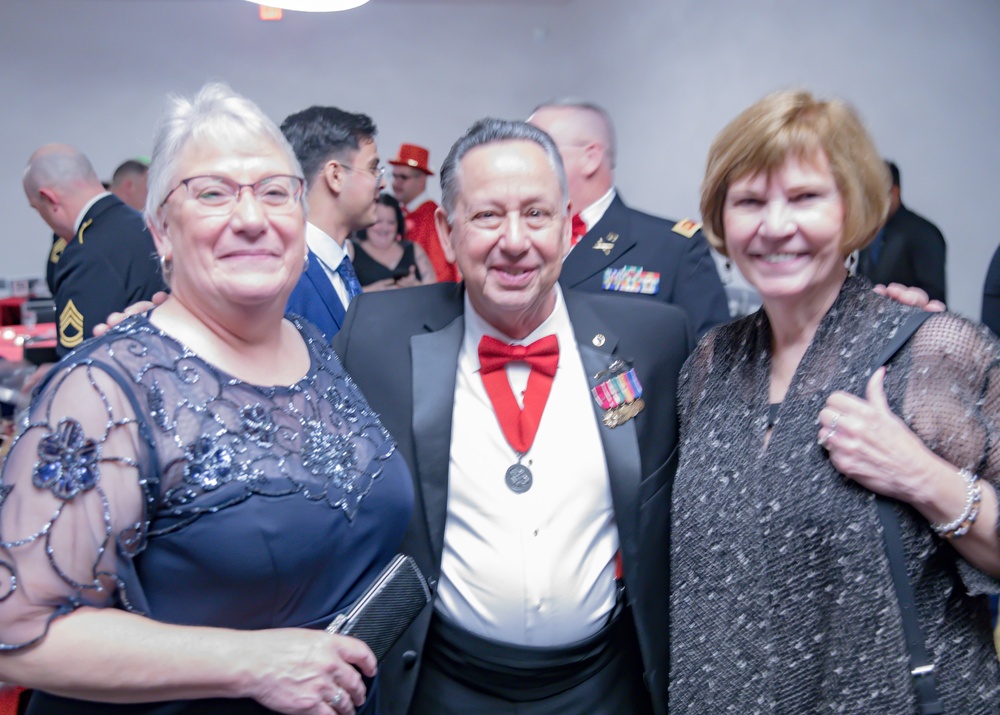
[872,310,943,715]
[872,311,932,368]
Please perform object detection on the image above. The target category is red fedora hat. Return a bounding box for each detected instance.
[389,143,434,176]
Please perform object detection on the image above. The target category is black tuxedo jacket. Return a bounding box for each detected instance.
[334,283,692,715]
[858,203,947,303]
[560,194,730,341]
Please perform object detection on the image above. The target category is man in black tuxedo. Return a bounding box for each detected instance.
[23,144,165,356]
[858,160,947,303]
[334,119,690,714]
[528,101,730,340]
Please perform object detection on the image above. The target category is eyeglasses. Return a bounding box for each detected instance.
[341,163,386,183]
[161,174,305,213]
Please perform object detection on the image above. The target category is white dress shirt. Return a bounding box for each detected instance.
[74,191,113,235]
[305,221,351,310]
[436,286,619,646]
[577,186,616,234]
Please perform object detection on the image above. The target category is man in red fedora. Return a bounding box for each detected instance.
[390,143,460,282]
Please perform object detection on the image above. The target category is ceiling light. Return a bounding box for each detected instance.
[246,0,371,12]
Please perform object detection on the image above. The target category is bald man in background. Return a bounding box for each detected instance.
[23,144,164,355]
[528,101,729,341]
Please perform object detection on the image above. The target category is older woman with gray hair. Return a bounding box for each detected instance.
[0,83,412,714]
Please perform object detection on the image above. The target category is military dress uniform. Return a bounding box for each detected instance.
[50,194,166,356]
[559,193,730,342]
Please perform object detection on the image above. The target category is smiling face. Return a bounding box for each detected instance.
[153,135,305,313]
[366,202,400,249]
[435,139,570,339]
[723,150,847,308]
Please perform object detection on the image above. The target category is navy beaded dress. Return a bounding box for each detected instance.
[0,314,414,713]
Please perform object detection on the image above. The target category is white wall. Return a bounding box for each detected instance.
[2,0,997,316]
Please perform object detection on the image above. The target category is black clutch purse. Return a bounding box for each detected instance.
[325,554,431,661]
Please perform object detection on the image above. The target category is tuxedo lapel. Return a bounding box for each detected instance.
[565,293,643,571]
[305,250,346,329]
[561,195,638,288]
[411,311,465,566]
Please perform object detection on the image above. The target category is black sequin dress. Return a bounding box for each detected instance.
[670,277,1000,713]
[0,314,413,713]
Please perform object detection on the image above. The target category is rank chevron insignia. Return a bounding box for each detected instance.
[59,299,85,348]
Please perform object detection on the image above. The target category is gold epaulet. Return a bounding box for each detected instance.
[77,218,93,244]
[49,236,68,264]
[671,218,701,238]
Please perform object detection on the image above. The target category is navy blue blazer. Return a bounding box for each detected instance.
[559,194,730,341]
[286,249,346,342]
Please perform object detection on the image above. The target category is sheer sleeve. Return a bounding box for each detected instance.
[0,362,149,650]
[898,312,1000,591]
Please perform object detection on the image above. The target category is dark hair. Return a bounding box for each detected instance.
[358,193,406,241]
[280,106,377,188]
[885,160,900,190]
[439,118,567,220]
[111,159,148,183]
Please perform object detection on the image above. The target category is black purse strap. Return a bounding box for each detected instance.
[871,311,943,715]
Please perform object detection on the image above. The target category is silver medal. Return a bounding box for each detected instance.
[505,463,533,493]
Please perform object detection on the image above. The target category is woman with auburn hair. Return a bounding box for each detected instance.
[669,90,1000,712]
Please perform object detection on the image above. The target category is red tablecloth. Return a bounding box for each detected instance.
[0,324,56,362]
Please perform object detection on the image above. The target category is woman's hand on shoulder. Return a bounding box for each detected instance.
[240,628,376,715]
[874,282,946,313]
[93,291,169,337]
[817,367,944,502]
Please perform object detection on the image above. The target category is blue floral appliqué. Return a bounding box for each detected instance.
[301,420,357,487]
[323,386,360,425]
[183,436,234,490]
[32,419,100,500]
[240,404,276,446]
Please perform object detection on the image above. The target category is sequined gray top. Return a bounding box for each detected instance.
[670,278,1000,713]
[0,314,413,653]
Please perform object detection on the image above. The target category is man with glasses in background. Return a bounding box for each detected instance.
[280,106,385,341]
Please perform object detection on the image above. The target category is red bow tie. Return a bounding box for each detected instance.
[477,335,559,454]
[478,334,559,376]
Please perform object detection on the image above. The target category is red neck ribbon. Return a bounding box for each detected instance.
[477,334,560,454]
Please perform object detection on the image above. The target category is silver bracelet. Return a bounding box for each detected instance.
[929,468,982,540]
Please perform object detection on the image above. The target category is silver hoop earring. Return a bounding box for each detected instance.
[302,253,310,272]
[160,254,173,278]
